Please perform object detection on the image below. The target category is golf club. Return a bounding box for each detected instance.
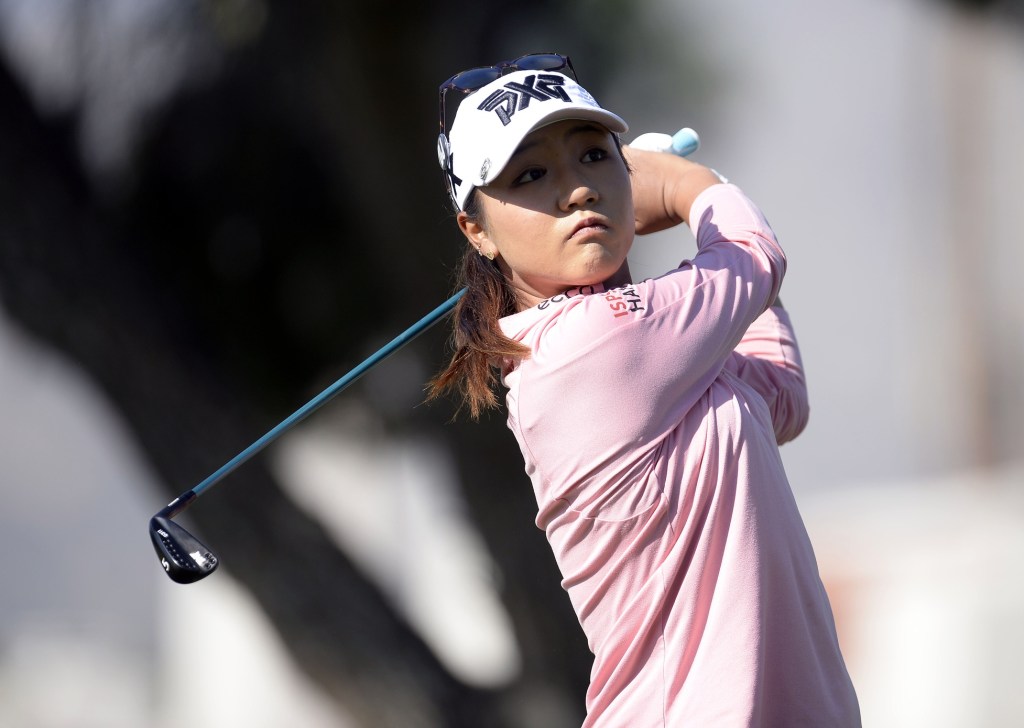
[149,127,701,584]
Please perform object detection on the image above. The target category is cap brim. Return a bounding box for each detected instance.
[479,105,628,187]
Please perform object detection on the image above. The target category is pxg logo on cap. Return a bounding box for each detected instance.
[475,73,572,126]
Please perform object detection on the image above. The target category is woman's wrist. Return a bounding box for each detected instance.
[624,146,723,234]
[665,164,725,227]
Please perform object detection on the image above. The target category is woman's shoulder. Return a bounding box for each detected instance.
[500,282,654,363]
[500,284,599,335]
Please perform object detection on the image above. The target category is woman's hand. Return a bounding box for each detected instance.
[622,146,724,235]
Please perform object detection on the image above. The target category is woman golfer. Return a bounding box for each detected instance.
[430,54,861,727]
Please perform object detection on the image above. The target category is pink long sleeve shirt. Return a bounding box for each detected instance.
[499,184,860,726]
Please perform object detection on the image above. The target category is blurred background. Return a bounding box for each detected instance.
[1,0,1022,725]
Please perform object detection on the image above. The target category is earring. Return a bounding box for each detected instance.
[478,248,495,261]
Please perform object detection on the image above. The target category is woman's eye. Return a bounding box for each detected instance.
[514,167,546,185]
[582,147,608,163]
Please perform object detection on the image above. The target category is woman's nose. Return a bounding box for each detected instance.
[561,181,599,210]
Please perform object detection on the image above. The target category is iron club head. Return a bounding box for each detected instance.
[149,515,219,584]
[145,290,467,585]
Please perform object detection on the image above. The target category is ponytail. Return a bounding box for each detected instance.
[427,196,529,419]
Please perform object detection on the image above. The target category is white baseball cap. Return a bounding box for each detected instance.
[437,70,628,211]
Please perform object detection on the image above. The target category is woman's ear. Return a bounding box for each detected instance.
[457,211,495,259]
[457,211,485,245]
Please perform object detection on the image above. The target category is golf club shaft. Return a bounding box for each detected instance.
[179,289,466,504]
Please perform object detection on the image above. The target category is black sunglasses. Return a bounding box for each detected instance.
[437,52,577,137]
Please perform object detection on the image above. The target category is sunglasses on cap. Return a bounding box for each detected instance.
[437,52,578,137]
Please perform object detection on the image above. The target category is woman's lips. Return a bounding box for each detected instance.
[569,218,609,240]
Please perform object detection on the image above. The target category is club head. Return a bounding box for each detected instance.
[149,515,219,584]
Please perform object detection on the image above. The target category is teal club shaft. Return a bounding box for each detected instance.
[184,288,466,501]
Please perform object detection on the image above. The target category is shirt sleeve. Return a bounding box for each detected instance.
[519,183,788,446]
[724,306,809,444]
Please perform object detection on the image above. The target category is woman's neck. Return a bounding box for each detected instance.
[601,260,633,290]
[512,261,634,312]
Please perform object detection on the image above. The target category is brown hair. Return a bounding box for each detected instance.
[426,191,530,419]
